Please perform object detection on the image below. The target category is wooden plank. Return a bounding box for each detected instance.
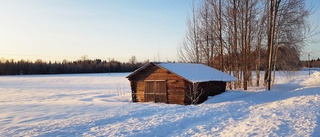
[168,82,184,86]
[168,91,184,96]
[168,95,185,99]
[168,99,184,105]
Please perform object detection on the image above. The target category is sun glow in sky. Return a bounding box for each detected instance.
[0,0,192,62]
[0,0,319,62]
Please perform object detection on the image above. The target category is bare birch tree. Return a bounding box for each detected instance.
[178,0,312,90]
[178,2,201,63]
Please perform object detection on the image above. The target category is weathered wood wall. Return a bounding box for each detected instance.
[128,64,186,105]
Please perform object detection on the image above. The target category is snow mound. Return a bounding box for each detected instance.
[302,71,320,87]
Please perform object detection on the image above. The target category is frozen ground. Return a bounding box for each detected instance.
[0,71,319,136]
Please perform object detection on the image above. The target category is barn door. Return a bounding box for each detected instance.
[145,81,155,102]
[155,81,167,103]
[144,81,167,103]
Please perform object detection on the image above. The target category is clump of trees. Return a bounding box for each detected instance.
[0,56,148,75]
[178,0,313,90]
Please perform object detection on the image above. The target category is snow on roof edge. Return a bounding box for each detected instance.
[125,62,154,78]
[127,62,236,83]
[156,62,236,82]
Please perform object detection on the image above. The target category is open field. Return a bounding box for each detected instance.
[0,71,319,136]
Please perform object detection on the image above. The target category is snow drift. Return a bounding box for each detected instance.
[302,71,320,87]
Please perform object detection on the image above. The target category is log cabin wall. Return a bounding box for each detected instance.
[128,64,186,105]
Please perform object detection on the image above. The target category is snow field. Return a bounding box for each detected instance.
[0,71,319,136]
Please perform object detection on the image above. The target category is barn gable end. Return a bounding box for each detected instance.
[128,63,186,104]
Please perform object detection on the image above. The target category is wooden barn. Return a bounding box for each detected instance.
[126,62,236,105]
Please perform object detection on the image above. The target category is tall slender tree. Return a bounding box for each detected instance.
[178,0,312,90]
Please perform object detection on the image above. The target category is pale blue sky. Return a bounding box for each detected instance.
[304,0,320,60]
[0,0,319,62]
[0,0,193,62]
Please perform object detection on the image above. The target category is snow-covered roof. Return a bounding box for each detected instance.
[127,62,236,82]
[156,63,236,82]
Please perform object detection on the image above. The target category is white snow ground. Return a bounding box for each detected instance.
[0,71,319,137]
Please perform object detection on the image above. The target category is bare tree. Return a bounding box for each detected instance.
[231,0,240,89]
[178,2,202,63]
[128,55,137,65]
[178,0,312,90]
[80,55,89,61]
[186,82,205,105]
[265,0,312,89]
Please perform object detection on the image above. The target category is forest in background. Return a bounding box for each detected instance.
[301,58,320,68]
[0,56,148,75]
[2,55,319,76]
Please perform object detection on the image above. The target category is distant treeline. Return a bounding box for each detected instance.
[0,58,148,75]
[301,58,320,68]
